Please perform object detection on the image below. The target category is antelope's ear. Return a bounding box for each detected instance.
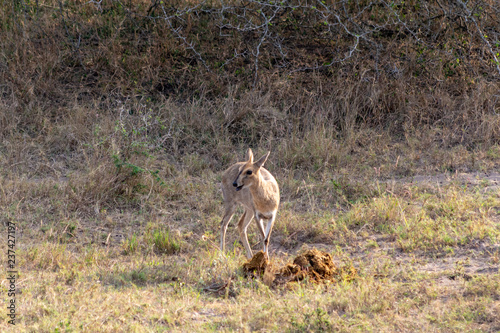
[246,148,254,163]
[254,151,270,169]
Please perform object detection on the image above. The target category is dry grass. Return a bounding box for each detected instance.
[0,0,500,331]
[1,98,499,331]
[2,231,499,332]
[341,184,500,251]
[2,151,499,332]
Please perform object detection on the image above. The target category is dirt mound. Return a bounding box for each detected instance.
[242,249,357,286]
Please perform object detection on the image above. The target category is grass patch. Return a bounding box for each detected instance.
[144,225,182,255]
[341,184,500,251]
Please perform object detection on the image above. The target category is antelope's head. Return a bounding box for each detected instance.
[233,149,270,191]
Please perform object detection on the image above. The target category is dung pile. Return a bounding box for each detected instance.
[242,251,268,278]
[278,249,338,283]
[242,249,357,286]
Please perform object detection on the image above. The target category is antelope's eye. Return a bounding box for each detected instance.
[246,170,252,175]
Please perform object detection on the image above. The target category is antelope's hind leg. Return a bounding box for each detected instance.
[263,213,276,256]
[255,217,266,254]
[220,205,237,253]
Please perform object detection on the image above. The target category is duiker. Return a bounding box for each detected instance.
[220,149,280,258]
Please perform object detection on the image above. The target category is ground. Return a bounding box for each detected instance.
[1,163,499,332]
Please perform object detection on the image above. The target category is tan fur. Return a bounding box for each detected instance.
[220,149,280,258]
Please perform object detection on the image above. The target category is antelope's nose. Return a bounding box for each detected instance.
[232,182,238,187]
